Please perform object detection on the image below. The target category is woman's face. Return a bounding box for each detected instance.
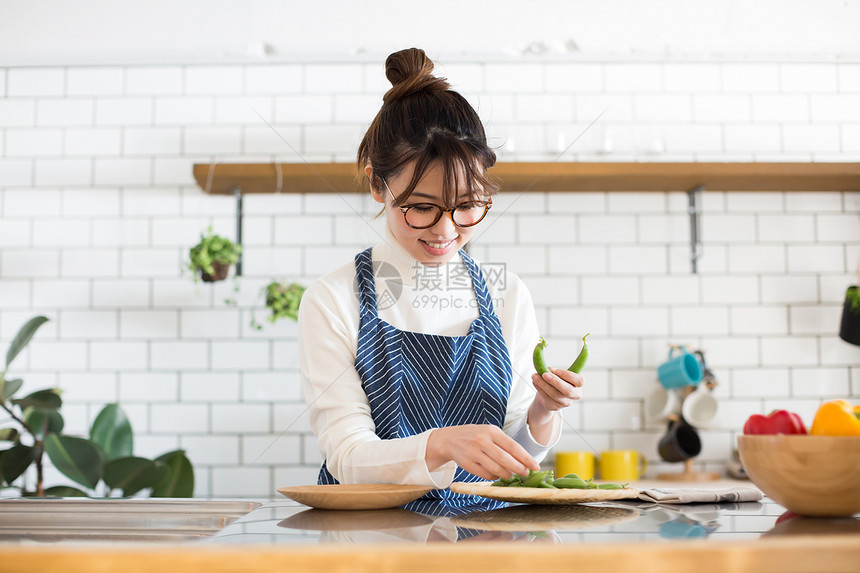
[369,161,483,267]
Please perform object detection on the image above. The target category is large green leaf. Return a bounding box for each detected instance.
[0,444,36,485]
[151,450,195,497]
[44,433,102,490]
[24,407,64,439]
[12,389,62,410]
[0,378,23,402]
[5,316,50,369]
[103,456,168,497]
[44,485,89,497]
[90,403,133,461]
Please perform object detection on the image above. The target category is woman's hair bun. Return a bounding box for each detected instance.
[383,48,450,102]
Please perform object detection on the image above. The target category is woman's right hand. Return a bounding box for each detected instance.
[425,424,539,481]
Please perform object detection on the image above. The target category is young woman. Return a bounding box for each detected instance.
[298,48,583,507]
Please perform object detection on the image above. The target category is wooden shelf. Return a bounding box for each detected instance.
[193,162,860,194]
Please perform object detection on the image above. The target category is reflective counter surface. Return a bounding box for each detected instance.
[206,496,860,546]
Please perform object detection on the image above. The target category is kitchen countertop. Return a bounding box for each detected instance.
[2,480,859,573]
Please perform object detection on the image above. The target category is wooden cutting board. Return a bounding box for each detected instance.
[450,481,640,505]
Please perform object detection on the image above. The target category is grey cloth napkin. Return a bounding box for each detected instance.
[637,487,762,504]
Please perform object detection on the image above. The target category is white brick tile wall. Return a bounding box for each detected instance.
[784,124,841,152]
[90,341,148,369]
[6,128,62,156]
[730,305,788,335]
[3,249,60,277]
[761,336,819,366]
[32,279,90,307]
[305,64,363,93]
[727,245,785,273]
[94,158,151,186]
[787,244,845,272]
[125,67,183,95]
[0,280,31,308]
[59,310,117,339]
[93,279,150,308]
[28,341,87,370]
[59,372,117,402]
[37,99,93,126]
[96,98,152,125]
[0,99,36,126]
[242,371,301,402]
[8,68,64,96]
[751,94,809,122]
[34,158,92,186]
[151,340,208,369]
[155,97,212,125]
[211,340,270,370]
[242,435,301,465]
[151,404,209,433]
[67,68,124,96]
[671,306,730,336]
[185,66,243,95]
[724,125,781,153]
[245,65,302,95]
[119,372,178,401]
[701,276,759,304]
[722,64,780,92]
[181,435,240,465]
[663,64,721,93]
[33,219,89,247]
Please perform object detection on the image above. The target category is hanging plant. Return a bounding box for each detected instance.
[188,227,241,283]
[0,316,195,498]
[251,281,306,330]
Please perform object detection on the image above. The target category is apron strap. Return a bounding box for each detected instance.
[354,247,379,320]
[459,249,495,319]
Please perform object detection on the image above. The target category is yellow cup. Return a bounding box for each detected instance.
[555,451,596,480]
[599,450,647,482]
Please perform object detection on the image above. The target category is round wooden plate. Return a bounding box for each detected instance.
[277,484,434,510]
[450,481,640,505]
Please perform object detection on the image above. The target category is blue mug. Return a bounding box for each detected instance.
[657,347,702,389]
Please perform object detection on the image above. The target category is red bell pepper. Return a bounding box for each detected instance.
[743,409,808,435]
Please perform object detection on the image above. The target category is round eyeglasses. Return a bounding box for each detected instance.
[382,178,492,229]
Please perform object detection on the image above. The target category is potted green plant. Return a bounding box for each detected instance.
[0,316,194,497]
[251,281,306,330]
[188,227,241,283]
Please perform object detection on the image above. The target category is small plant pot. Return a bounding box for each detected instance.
[200,262,231,283]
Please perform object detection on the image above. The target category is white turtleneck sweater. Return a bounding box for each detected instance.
[297,226,562,488]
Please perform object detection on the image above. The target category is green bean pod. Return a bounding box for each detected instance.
[551,477,589,489]
[568,333,591,373]
[597,483,628,490]
[532,337,549,375]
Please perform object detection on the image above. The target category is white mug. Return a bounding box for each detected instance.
[645,386,682,421]
[682,385,719,428]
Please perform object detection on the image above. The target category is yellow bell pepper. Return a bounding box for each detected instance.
[810,400,860,436]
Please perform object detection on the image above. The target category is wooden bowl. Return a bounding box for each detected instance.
[737,435,860,517]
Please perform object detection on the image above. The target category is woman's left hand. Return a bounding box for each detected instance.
[530,368,583,413]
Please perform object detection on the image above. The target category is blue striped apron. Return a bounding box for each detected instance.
[318,247,513,510]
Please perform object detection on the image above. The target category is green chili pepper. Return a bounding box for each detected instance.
[568,333,591,373]
[537,481,558,489]
[532,337,549,375]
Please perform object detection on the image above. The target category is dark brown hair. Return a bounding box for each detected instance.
[358,48,498,207]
